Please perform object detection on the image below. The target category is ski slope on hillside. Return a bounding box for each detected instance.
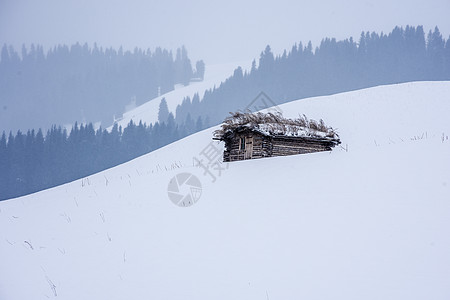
[1,81,450,300]
[111,61,251,129]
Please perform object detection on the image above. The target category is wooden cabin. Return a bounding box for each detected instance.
[213,112,341,162]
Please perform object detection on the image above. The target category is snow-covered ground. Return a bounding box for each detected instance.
[111,60,251,129]
[1,81,449,300]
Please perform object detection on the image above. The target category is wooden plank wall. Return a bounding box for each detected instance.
[224,133,272,162]
[223,132,334,162]
[271,136,330,156]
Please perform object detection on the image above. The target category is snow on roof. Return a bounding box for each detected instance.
[213,111,339,140]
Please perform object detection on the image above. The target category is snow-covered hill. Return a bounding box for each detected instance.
[1,81,449,300]
[111,61,251,129]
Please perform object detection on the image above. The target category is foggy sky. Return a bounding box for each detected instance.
[1,0,450,64]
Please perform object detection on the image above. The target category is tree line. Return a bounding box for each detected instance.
[174,26,450,126]
[0,113,209,200]
[0,43,205,133]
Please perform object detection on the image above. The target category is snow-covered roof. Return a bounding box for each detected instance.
[213,111,340,141]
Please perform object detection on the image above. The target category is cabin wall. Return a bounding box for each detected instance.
[271,137,331,156]
[223,133,336,162]
[223,133,271,162]
[249,135,272,159]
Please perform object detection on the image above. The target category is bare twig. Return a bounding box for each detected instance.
[46,276,57,297]
[100,212,106,223]
[60,212,71,223]
[24,240,34,250]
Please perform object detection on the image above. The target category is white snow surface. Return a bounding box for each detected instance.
[1,81,450,300]
[111,61,251,129]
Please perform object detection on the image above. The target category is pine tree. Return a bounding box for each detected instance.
[0,132,8,198]
[427,27,445,78]
[195,60,205,80]
[158,98,170,124]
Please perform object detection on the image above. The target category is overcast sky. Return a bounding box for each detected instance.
[1,0,449,64]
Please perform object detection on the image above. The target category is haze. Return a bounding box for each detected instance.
[1,0,450,64]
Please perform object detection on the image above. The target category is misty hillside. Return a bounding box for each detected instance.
[112,60,251,129]
[0,44,204,133]
[171,26,450,127]
[1,81,449,300]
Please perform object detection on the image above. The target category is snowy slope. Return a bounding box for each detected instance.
[111,60,251,129]
[1,81,450,300]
